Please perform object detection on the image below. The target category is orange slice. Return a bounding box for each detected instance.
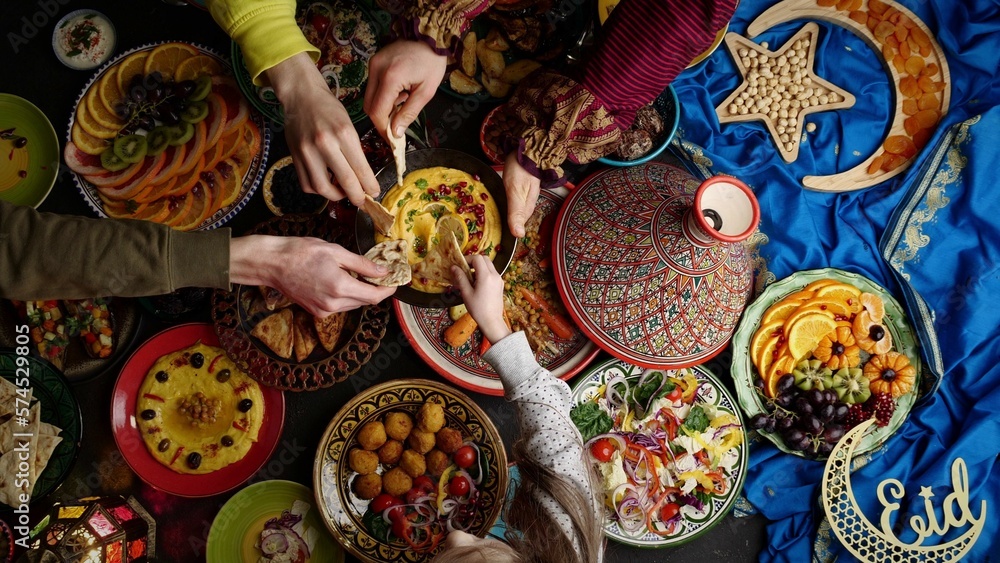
[751,320,784,366]
[71,123,111,156]
[176,121,208,175]
[75,102,117,140]
[162,192,195,227]
[203,93,228,149]
[100,194,146,219]
[85,78,125,131]
[131,198,173,224]
[97,70,126,124]
[202,136,229,170]
[787,313,838,360]
[782,304,836,333]
[761,298,807,324]
[168,156,205,197]
[175,55,224,81]
[172,182,214,231]
[815,283,863,311]
[144,42,199,81]
[135,177,178,204]
[214,159,244,208]
[803,279,839,292]
[804,298,852,318]
[116,51,150,95]
[147,145,187,186]
[764,354,796,398]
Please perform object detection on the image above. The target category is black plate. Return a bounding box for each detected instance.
[356,149,517,308]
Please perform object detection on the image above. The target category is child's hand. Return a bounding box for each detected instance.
[451,255,511,344]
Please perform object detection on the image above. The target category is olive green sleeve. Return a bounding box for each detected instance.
[0,201,231,300]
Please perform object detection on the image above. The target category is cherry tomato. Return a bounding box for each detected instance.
[666,386,683,402]
[387,505,406,523]
[589,438,616,463]
[405,487,426,505]
[310,14,330,35]
[453,445,476,469]
[448,475,471,496]
[412,475,434,491]
[660,502,681,522]
[370,493,398,513]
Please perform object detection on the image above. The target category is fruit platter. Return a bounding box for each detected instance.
[730,268,921,458]
[65,41,268,231]
[570,359,747,547]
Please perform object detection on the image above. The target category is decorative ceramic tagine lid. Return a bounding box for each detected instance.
[552,163,760,368]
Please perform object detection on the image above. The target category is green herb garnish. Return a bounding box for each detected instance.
[681,405,710,434]
[570,402,614,442]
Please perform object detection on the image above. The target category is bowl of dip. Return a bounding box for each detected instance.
[52,10,116,70]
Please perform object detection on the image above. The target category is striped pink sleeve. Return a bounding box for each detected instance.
[582,0,738,127]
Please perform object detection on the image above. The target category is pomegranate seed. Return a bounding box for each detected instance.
[459,181,468,187]
[427,188,435,196]
[820,305,827,310]
[480,192,489,200]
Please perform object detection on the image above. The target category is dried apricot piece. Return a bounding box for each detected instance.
[881,154,907,172]
[885,35,900,49]
[904,116,920,136]
[920,63,940,77]
[918,92,938,111]
[905,56,925,75]
[915,109,941,128]
[899,41,911,59]
[868,154,885,175]
[919,43,931,57]
[874,20,896,42]
[893,54,908,74]
[885,7,900,23]
[894,25,909,43]
[902,99,919,115]
[847,0,862,10]
[907,35,919,53]
[900,76,921,98]
[867,15,879,31]
[850,10,869,24]
[817,0,837,6]
[913,128,932,150]
[835,0,851,9]
[869,0,889,15]
[882,44,895,61]
[910,26,932,49]
[884,135,917,158]
[918,75,945,93]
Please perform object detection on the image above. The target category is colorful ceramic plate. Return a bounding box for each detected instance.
[395,188,599,396]
[207,480,342,563]
[68,41,270,231]
[314,378,508,562]
[0,94,59,208]
[570,358,748,547]
[212,212,391,392]
[0,351,82,507]
[730,268,921,458]
[597,85,679,166]
[110,323,285,497]
[0,298,140,382]
[231,0,379,125]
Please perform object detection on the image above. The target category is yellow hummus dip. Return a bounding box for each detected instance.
[136,342,265,475]
[376,166,501,292]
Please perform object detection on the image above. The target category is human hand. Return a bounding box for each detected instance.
[265,52,379,207]
[503,152,541,238]
[365,40,447,139]
[450,254,510,344]
[230,235,396,317]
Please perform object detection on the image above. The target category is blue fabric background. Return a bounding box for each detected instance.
[667,0,1000,560]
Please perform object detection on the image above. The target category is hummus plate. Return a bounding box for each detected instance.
[357,149,517,307]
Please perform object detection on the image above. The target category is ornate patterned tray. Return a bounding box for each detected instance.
[313,378,508,562]
[552,163,759,368]
[211,209,390,391]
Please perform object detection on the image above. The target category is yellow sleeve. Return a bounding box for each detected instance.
[207,0,319,86]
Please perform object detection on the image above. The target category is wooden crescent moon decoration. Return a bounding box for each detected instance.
[741,0,951,192]
[821,419,987,560]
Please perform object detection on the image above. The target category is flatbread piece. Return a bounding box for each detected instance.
[412,231,472,287]
[363,194,396,236]
[251,308,294,359]
[314,312,347,353]
[363,240,411,287]
[292,309,319,362]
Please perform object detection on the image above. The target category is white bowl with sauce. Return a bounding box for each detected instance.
[51,10,116,70]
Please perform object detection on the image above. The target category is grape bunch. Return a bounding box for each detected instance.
[113,72,212,135]
[751,373,849,458]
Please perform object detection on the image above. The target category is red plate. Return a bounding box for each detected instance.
[111,323,285,497]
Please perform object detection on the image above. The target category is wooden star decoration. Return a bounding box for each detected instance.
[716,22,856,163]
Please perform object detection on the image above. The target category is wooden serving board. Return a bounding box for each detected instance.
[731,0,951,192]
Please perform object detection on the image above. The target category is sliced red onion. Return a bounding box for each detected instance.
[351,38,375,59]
[604,375,628,407]
[260,532,288,555]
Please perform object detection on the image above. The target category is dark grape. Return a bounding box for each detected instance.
[823,423,846,443]
[783,428,805,444]
[146,71,163,87]
[750,413,770,430]
[777,374,795,393]
[764,418,777,433]
[137,116,156,131]
[791,435,812,452]
[799,414,822,434]
[818,403,836,423]
[823,389,838,404]
[129,74,143,93]
[775,394,794,408]
[817,442,834,455]
[794,396,814,415]
[833,403,849,421]
[148,86,163,103]
[776,416,794,431]
[753,377,764,391]
[112,102,130,120]
[130,84,147,102]
[806,388,825,406]
[164,108,181,125]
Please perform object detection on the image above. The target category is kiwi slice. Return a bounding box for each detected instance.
[180,100,209,124]
[167,122,195,147]
[113,134,148,164]
[100,148,130,172]
[187,76,213,102]
[146,126,172,156]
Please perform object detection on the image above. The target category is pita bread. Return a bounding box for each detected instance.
[387,118,406,187]
[0,377,18,411]
[363,195,396,237]
[362,240,412,287]
[251,308,294,359]
[292,309,319,362]
[33,434,62,481]
[0,417,17,455]
[259,286,293,311]
[412,232,472,287]
[314,312,347,353]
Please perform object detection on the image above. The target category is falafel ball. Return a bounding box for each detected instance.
[352,473,382,500]
[425,449,450,476]
[633,105,664,136]
[378,439,404,465]
[384,411,414,441]
[357,420,388,451]
[417,401,446,433]
[382,467,413,496]
[399,449,427,478]
[348,448,379,475]
[434,427,463,454]
[407,428,436,454]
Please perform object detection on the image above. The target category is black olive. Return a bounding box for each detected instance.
[187,452,202,469]
[140,409,156,420]
[869,325,886,342]
[13,137,27,149]
[221,435,234,447]
[190,352,205,368]
[216,369,231,383]
[882,368,897,381]
[831,342,845,356]
[155,370,169,383]
[238,399,253,412]
[157,439,170,452]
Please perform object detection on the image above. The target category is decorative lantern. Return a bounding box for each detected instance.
[23,496,155,563]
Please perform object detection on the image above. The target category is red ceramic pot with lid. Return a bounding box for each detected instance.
[552,163,760,368]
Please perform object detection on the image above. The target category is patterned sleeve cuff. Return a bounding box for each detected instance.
[400,0,492,57]
[500,70,622,189]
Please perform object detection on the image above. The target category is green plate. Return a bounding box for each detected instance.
[730,268,921,458]
[0,94,59,208]
[207,480,343,563]
[0,350,82,507]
